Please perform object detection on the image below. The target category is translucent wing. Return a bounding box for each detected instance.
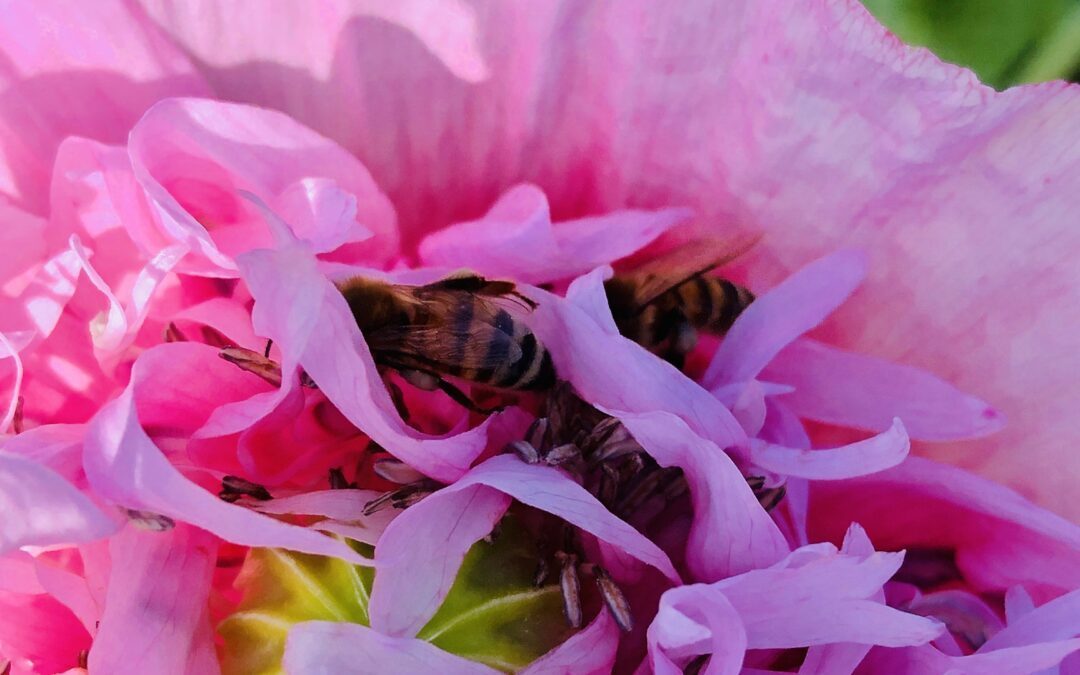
[625,234,760,311]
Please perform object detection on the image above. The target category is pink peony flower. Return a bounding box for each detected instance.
[1,1,1079,674]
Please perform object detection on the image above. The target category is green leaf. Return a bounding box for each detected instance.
[860,0,1079,88]
[218,517,571,674]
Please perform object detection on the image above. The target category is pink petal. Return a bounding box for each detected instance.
[88,524,220,675]
[284,621,499,675]
[0,332,25,433]
[530,269,745,451]
[419,183,688,283]
[237,242,494,482]
[810,456,1080,600]
[764,338,1004,442]
[252,489,397,546]
[34,559,99,634]
[82,348,373,566]
[0,1,209,210]
[981,588,1080,652]
[0,589,90,673]
[862,640,1080,675]
[711,544,944,649]
[617,411,789,581]
[521,610,619,675]
[749,418,909,480]
[648,585,747,675]
[1004,586,1036,624]
[702,249,866,389]
[369,484,511,638]
[0,451,118,554]
[128,98,397,275]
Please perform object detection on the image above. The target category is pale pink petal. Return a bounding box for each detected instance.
[648,585,746,675]
[764,338,1004,442]
[251,490,398,545]
[1004,586,1036,624]
[82,354,373,566]
[810,457,1080,600]
[702,249,866,389]
[981,588,1080,652]
[0,451,118,554]
[237,242,494,482]
[0,204,46,287]
[88,524,220,675]
[171,297,261,348]
[369,485,510,637]
[128,98,397,275]
[530,270,745,450]
[862,640,1080,675]
[0,1,209,209]
[712,545,944,649]
[419,183,688,283]
[0,246,82,338]
[749,418,909,480]
[617,411,789,581]
[33,560,98,634]
[284,620,499,675]
[521,610,619,675]
[275,178,373,252]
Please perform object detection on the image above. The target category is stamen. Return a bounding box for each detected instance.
[507,439,541,464]
[219,347,282,388]
[592,565,634,632]
[556,551,583,628]
[525,417,550,452]
[123,508,175,531]
[162,321,186,343]
[372,457,425,485]
[543,443,580,466]
[219,475,272,502]
[12,396,24,434]
[683,654,709,675]
[363,481,437,516]
[328,467,353,490]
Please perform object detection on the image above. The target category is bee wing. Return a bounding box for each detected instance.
[625,233,760,310]
[365,289,525,373]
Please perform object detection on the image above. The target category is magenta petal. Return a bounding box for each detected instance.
[82,356,372,566]
[764,338,1004,441]
[0,451,118,554]
[750,418,909,480]
[981,588,1080,652]
[617,411,788,580]
[369,485,511,637]
[284,620,499,675]
[33,560,99,634]
[863,640,1080,675]
[648,585,746,675]
[531,269,745,450]
[420,183,688,283]
[88,524,219,674]
[521,611,618,675]
[703,249,866,389]
[237,243,494,482]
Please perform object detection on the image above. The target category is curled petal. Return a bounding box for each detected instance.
[764,338,1004,441]
[0,451,118,554]
[284,621,499,675]
[648,585,747,675]
[420,183,688,283]
[703,249,866,389]
[749,418,909,480]
[88,525,219,674]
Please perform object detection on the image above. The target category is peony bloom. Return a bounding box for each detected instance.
[1,1,1079,674]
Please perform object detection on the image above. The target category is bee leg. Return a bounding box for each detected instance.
[263,339,273,358]
[433,378,504,415]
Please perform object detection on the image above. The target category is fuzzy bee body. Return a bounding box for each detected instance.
[603,238,757,364]
[337,274,555,396]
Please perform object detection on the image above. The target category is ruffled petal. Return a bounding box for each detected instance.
[647,585,746,675]
[810,456,1080,600]
[82,345,373,566]
[764,338,1004,442]
[0,1,209,210]
[981,588,1080,651]
[617,411,789,581]
[749,418,909,480]
[284,621,499,675]
[128,98,397,275]
[0,451,118,554]
[419,183,688,283]
[87,524,220,675]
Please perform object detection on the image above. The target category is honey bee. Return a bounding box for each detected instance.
[604,237,758,366]
[337,272,555,412]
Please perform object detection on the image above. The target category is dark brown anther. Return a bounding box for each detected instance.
[123,508,175,532]
[328,467,351,490]
[77,650,89,669]
[683,654,709,675]
[12,396,24,434]
[533,557,550,587]
[220,475,272,501]
[615,466,680,518]
[556,551,583,628]
[745,475,766,491]
[593,565,634,632]
[756,486,786,512]
[362,490,396,516]
[299,371,317,388]
[597,463,620,507]
[390,485,434,510]
[219,347,282,388]
[372,457,424,485]
[200,325,233,349]
[507,440,540,464]
[384,377,410,421]
[163,321,186,343]
[364,481,437,516]
[543,443,580,466]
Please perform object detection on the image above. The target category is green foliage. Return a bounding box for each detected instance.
[861,0,1080,88]
[218,519,571,674]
